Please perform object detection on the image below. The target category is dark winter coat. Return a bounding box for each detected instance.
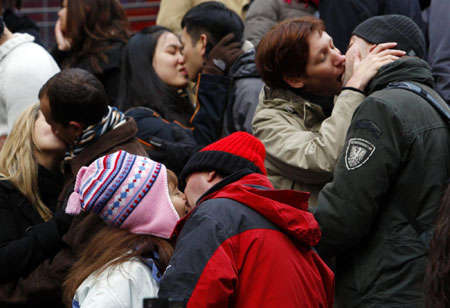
[0,166,64,307]
[125,107,198,175]
[314,57,450,307]
[51,40,125,106]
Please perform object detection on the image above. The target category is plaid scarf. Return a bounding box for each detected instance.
[64,106,126,161]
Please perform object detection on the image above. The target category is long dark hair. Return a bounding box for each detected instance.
[64,0,132,74]
[63,226,174,307]
[424,184,450,308]
[117,26,194,126]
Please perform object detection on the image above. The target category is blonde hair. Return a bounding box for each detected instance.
[0,103,53,221]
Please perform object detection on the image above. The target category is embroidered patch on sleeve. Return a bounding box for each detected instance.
[345,138,376,170]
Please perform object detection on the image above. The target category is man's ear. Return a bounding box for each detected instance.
[199,33,208,57]
[283,75,305,89]
[68,121,84,138]
[206,170,222,183]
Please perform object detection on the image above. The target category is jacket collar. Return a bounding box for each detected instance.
[366,57,435,95]
[228,47,260,79]
[262,86,329,129]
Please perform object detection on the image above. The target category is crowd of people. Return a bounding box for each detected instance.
[0,0,450,307]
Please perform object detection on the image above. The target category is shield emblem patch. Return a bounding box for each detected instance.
[345,138,375,170]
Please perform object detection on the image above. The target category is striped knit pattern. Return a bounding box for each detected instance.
[79,151,132,213]
[66,151,180,238]
[107,160,161,227]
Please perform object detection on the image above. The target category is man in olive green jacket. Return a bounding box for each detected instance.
[252,17,403,207]
[315,15,450,307]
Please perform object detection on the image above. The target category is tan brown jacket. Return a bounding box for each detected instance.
[252,86,364,208]
[156,0,251,36]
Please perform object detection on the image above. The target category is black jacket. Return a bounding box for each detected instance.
[51,40,125,106]
[315,57,450,307]
[125,107,199,175]
[0,167,63,284]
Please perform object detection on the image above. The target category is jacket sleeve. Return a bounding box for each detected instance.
[191,74,233,145]
[0,213,102,304]
[229,78,264,133]
[252,89,365,185]
[314,97,404,259]
[159,204,237,307]
[0,192,65,283]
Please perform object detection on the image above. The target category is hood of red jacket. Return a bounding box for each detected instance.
[172,172,320,247]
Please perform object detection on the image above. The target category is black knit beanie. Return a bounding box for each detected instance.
[0,17,4,37]
[352,14,425,59]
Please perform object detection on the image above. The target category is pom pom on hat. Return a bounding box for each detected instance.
[65,151,180,239]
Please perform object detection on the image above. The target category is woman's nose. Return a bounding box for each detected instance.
[333,50,345,66]
[178,52,185,64]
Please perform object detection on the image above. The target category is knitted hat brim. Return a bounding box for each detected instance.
[180,150,263,184]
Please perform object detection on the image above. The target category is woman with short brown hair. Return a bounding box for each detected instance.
[252,16,404,208]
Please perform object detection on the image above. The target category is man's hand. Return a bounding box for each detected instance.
[345,42,406,91]
[55,18,71,51]
[202,33,244,75]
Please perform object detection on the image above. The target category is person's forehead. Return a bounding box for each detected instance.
[186,171,206,184]
[308,30,330,48]
[181,28,190,41]
[159,32,180,46]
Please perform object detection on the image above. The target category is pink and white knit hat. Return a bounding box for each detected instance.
[66,150,180,239]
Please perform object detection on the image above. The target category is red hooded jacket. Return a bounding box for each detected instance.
[159,171,334,307]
